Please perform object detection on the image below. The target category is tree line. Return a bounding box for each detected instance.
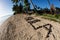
[11,0,60,15]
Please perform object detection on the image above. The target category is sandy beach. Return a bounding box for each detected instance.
[0,14,60,40]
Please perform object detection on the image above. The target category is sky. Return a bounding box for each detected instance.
[0,0,13,18]
[30,0,60,9]
[0,0,60,17]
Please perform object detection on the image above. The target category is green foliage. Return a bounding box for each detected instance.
[56,7,60,10]
[37,13,60,23]
[24,0,30,11]
[55,14,60,19]
[12,3,23,14]
[12,5,18,11]
[11,0,19,4]
[11,0,30,14]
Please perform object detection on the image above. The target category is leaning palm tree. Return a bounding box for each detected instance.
[23,0,30,13]
[30,0,37,13]
[47,0,52,13]
[11,0,19,5]
[30,0,35,9]
[47,0,50,6]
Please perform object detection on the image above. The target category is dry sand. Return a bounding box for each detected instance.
[0,14,60,40]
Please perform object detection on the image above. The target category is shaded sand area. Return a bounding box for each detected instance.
[0,14,60,40]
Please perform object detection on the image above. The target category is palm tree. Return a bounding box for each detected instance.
[11,0,19,5]
[23,0,30,13]
[30,0,35,9]
[12,0,23,14]
[12,0,30,14]
[47,0,50,6]
[47,0,52,13]
[30,0,37,13]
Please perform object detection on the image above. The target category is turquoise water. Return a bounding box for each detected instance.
[0,14,13,25]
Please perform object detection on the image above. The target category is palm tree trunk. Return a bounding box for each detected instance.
[30,0,35,9]
[47,0,50,6]
[47,0,52,14]
[30,0,37,13]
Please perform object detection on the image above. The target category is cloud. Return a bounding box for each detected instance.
[0,0,13,18]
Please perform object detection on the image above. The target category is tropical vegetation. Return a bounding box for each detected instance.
[11,0,60,22]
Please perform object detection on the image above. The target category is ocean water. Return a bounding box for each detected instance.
[0,14,13,25]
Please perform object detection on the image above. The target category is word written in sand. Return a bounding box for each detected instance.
[25,17,53,38]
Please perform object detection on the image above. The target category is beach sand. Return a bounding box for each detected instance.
[0,14,60,40]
